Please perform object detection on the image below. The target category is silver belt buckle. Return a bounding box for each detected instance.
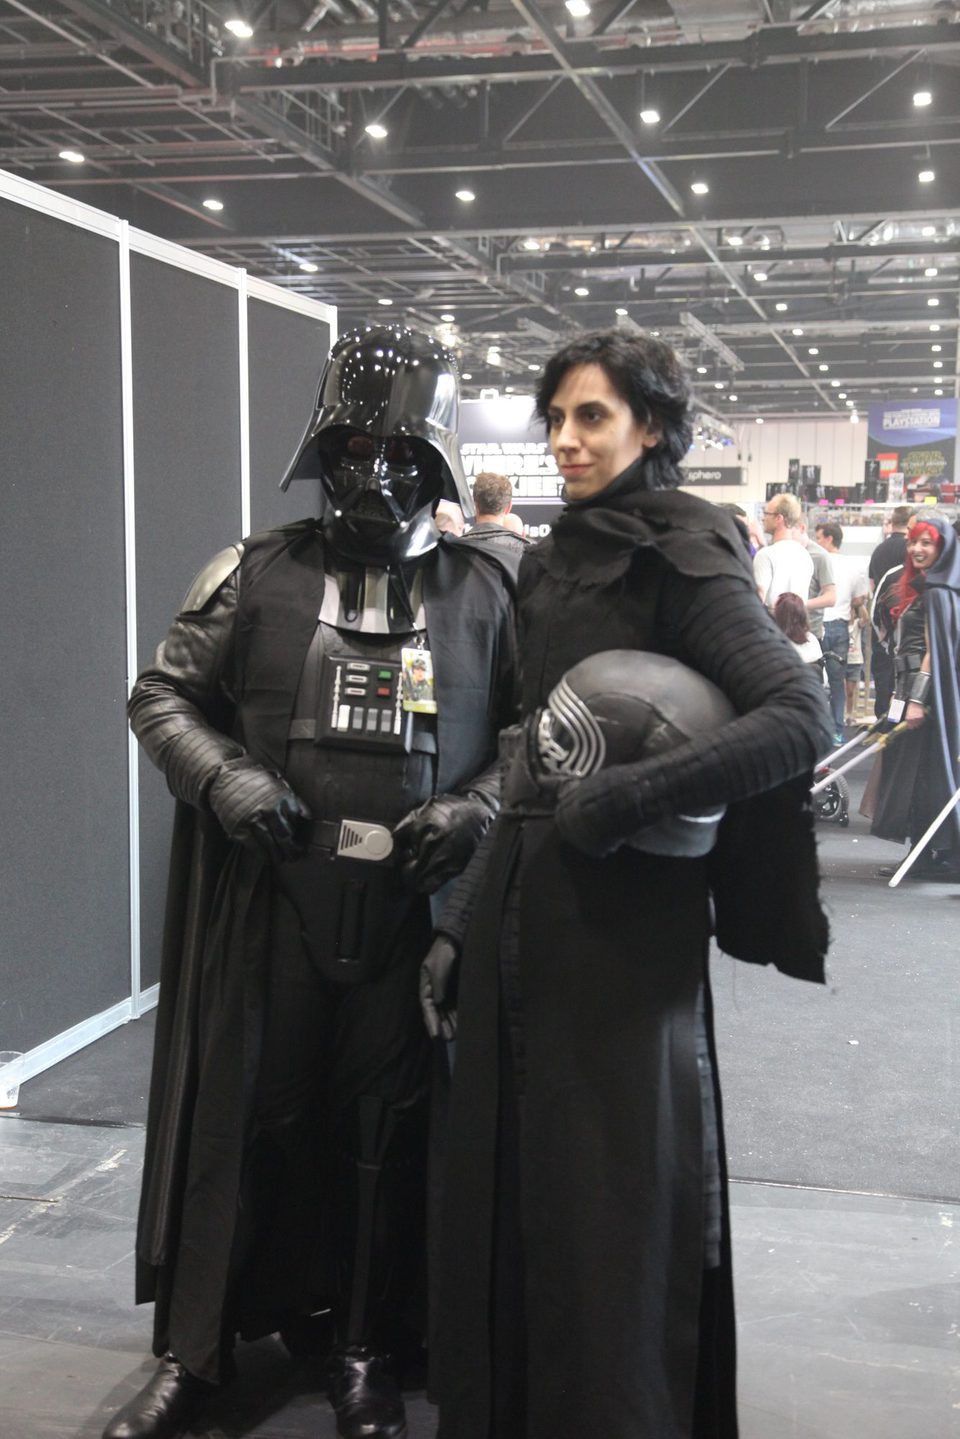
[335,819,395,863]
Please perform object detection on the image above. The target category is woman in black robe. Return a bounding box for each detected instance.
[423,330,832,1439]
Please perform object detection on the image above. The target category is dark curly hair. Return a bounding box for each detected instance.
[773,592,811,645]
[534,329,694,490]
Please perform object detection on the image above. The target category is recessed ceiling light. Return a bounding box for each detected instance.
[574,286,590,297]
[775,302,788,311]
[224,18,254,38]
[927,297,940,307]
[565,0,591,14]
[298,261,318,273]
[918,169,935,184]
[755,417,764,425]
[58,149,85,164]
[528,363,540,371]
[924,267,939,278]
[615,307,628,316]
[845,399,854,407]
[462,372,472,380]
[935,388,944,396]
[365,122,388,139]
[754,271,768,282]
[522,237,541,251]
[729,394,738,401]
[818,363,829,372]
[639,108,660,125]
[714,381,725,389]
[932,344,942,352]
[690,181,709,196]
[727,234,744,247]
[933,360,943,368]
[913,90,933,108]
[921,224,936,237]
[831,380,840,388]
[440,312,455,322]
[838,392,847,399]
[378,296,393,305]
[455,188,476,202]
[505,386,515,393]
[808,346,819,355]
[930,322,941,331]
[202,197,224,211]
[696,365,708,374]
[792,327,804,336]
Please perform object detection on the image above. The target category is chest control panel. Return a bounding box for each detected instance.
[318,656,411,751]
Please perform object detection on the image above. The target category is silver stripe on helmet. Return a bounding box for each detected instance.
[538,675,607,778]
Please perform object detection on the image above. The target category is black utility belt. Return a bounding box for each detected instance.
[894,654,923,677]
[305,818,398,865]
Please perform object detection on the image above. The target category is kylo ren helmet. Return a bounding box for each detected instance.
[280,325,473,561]
[536,650,737,858]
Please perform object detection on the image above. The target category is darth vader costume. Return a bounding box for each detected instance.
[425,461,831,1439]
[108,327,517,1439]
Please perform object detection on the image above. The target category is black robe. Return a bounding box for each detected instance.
[432,487,830,1439]
[131,521,517,1381]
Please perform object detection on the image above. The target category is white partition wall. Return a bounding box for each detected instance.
[0,169,335,1081]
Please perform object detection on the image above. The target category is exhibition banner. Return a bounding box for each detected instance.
[460,396,562,536]
[867,397,957,496]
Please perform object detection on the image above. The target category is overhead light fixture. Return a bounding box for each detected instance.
[755,417,764,425]
[565,0,591,14]
[574,286,590,297]
[925,267,939,278]
[440,312,455,322]
[808,346,819,355]
[690,181,709,196]
[714,381,725,389]
[921,224,936,237]
[729,394,738,401]
[792,327,804,336]
[202,197,224,211]
[528,362,540,371]
[462,372,472,380]
[378,296,393,306]
[298,261,318,273]
[932,344,942,352]
[365,121,388,140]
[838,392,847,398]
[927,297,940,307]
[930,322,941,331]
[224,18,254,38]
[639,108,660,125]
[522,237,541,251]
[455,188,476,202]
[831,380,840,388]
[933,360,943,369]
[845,399,854,407]
[850,411,859,424]
[913,90,933,108]
[615,307,628,316]
[58,149,85,164]
[818,363,829,372]
[775,302,788,311]
[727,234,744,247]
[696,365,708,375]
[486,347,502,364]
[753,271,768,282]
[935,388,944,396]
[918,169,935,184]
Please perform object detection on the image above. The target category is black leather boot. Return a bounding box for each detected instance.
[101,1354,210,1439]
[327,1345,407,1439]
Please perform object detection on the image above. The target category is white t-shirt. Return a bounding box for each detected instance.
[753,539,814,607]
[792,634,822,665]
[823,552,868,623]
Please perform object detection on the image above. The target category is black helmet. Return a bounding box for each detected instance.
[535,650,737,857]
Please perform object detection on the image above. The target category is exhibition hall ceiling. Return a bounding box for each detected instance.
[1,0,958,418]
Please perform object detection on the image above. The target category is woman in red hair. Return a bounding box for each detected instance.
[869,512,960,879]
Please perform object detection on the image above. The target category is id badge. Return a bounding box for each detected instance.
[401,646,438,714]
[887,696,905,723]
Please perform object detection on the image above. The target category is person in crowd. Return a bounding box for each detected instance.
[753,493,813,609]
[434,500,465,535]
[868,506,914,717]
[103,326,517,1439]
[814,522,868,745]
[867,512,960,881]
[456,471,528,557]
[420,328,830,1439]
[790,515,835,645]
[773,591,823,669]
[500,511,528,539]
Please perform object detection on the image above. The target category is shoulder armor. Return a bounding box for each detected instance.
[180,543,244,613]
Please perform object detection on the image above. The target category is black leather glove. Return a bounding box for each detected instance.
[207,755,311,863]
[393,792,494,894]
[554,768,640,859]
[419,936,460,1041]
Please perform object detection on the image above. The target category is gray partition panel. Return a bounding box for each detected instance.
[0,201,128,1049]
[131,255,242,991]
[247,298,330,534]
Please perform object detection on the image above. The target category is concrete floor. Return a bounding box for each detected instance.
[1,764,958,1439]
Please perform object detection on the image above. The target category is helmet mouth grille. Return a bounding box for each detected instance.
[537,675,607,778]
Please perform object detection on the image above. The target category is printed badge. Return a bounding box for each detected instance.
[401,646,438,714]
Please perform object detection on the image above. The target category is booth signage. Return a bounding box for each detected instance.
[867,397,957,497]
[681,466,744,486]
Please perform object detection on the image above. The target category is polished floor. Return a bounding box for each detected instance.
[1,764,958,1439]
